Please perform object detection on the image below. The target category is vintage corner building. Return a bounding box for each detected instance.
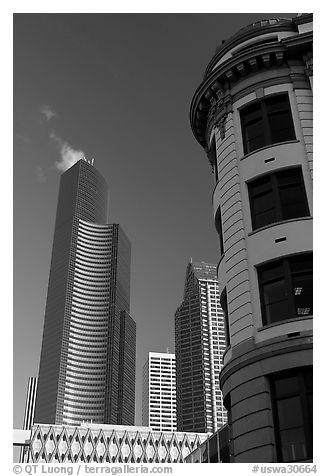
[190,14,313,462]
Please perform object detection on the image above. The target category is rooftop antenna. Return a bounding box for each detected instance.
[166,347,170,354]
[81,156,95,166]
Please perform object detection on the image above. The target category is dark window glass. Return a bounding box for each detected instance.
[258,253,313,325]
[241,94,296,154]
[262,278,289,324]
[220,289,230,347]
[271,368,313,463]
[248,168,309,230]
[215,208,224,256]
[210,137,219,183]
[274,376,299,397]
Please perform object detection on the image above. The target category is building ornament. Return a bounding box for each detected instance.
[303,52,313,77]
[207,91,232,142]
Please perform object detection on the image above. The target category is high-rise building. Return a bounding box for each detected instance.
[175,261,227,433]
[20,377,38,462]
[34,159,136,426]
[189,15,313,462]
[142,352,176,432]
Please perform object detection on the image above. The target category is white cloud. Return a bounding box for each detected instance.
[40,104,58,122]
[50,130,85,172]
[35,165,47,183]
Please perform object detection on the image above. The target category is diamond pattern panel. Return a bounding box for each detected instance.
[28,424,208,463]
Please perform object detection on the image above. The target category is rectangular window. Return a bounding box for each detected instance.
[220,289,230,347]
[248,168,309,230]
[258,253,313,325]
[241,93,296,154]
[215,208,224,256]
[271,368,312,462]
[209,136,219,183]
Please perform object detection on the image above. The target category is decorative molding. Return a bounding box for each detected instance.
[28,424,209,463]
[303,52,313,77]
[206,90,233,142]
[190,18,313,154]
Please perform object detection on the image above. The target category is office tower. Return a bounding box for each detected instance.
[142,352,176,432]
[20,377,38,462]
[34,158,136,426]
[189,15,313,462]
[175,261,227,433]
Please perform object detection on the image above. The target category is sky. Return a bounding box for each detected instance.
[13,12,297,429]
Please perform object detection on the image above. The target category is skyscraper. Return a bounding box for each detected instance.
[175,261,227,433]
[189,15,313,462]
[34,158,136,426]
[142,352,176,432]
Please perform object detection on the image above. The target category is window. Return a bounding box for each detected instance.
[215,208,224,256]
[258,253,313,326]
[271,368,312,462]
[220,289,230,347]
[248,168,309,230]
[241,94,296,154]
[209,136,219,182]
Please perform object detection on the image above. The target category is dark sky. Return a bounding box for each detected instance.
[13,13,296,427]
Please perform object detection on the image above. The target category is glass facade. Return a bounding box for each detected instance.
[175,262,227,433]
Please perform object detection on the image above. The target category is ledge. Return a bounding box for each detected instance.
[248,215,313,237]
[240,139,300,161]
[220,331,313,388]
[257,315,313,332]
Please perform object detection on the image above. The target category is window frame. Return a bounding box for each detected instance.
[257,253,313,326]
[248,167,310,231]
[240,93,296,155]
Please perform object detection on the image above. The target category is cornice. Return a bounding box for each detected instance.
[204,19,295,79]
[190,44,288,147]
[190,31,313,150]
[292,13,313,26]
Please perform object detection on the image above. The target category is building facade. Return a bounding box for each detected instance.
[190,15,313,462]
[20,377,38,462]
[27,423,208,463]
[34,159,136,427]
[175,261,227,433]
[142,352,176,432]
[185,424,230,463]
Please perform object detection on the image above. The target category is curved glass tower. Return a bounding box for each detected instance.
[34,159,136,426]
